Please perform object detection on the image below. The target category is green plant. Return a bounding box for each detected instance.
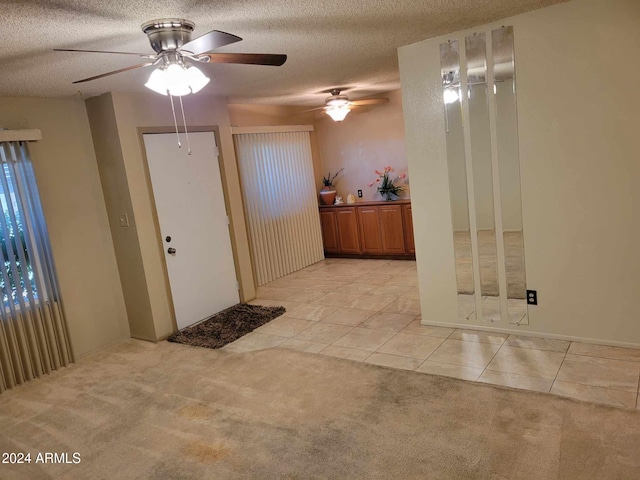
[322,168,344,188]
[369,166,407,200]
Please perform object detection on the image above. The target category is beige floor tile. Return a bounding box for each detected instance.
[361,312,416,332]
[289,289,328,303]
[320,345,371,362]
[278,339,327,354]
[504,335,570,353]
[284,304,340,321]
[293,323,353,344]
[347,294,396,311]
[382,298,422,316]
[478,370,553,393]
[256,286,302,300]
[223,332,287,352]
[385,275,419,287]
[427,339,501,369]
[448,329,508,345]
[332,283,377,295]
[377,333,444,360]
[556,354,640,392]
[365,353,422,371]
[312,292,363,307]
[321,308,377,326]
[274,300,308,314]
[400,288,421,300]
[368,285,414,298]
[416,361,484,381]
[401,320,454,338]
[568,342,640,363]
[333,327,396,352]
[486,346,565,379]
[255,317,314,338]
[551,381,637,409]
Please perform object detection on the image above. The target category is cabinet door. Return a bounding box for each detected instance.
[403,204,415,254]
[319,209,339,254]
[336,207,361,254]
[357,206,384,254]
[380,204,406,254]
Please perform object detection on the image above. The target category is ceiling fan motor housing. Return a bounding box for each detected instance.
[326,89,350,107]
[142,19,195,53]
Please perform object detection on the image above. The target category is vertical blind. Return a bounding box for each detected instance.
[0,140,73,393]
[234,131,324,286]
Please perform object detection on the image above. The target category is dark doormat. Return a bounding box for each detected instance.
[167,303,286,349]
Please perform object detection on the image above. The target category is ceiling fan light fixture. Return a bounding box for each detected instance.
[325,105,351,122]
[144,63,210,96]
[186,65,210,93]
[144,68,169,95]
[443,88,459,104]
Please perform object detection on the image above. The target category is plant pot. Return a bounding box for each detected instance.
[319,189,337,205]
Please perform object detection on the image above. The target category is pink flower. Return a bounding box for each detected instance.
[368,181,374,187]
[399,173,406,179]
[376,178,381,183]
[384,166,392,172]
[375,170,383,175]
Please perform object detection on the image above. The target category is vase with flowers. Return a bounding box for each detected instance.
[319,168,344,205]
[369,166,407,201]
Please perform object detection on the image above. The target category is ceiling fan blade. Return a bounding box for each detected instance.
[72,62,153,84]
[350,98,389,106]
[54,48,154,58]
[202,53,287,66]
[180,30,242,55]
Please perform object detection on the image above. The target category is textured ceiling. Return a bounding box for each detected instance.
[0,0,567,105]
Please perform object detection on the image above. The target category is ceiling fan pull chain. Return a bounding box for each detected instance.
[169,93,182,149]
[178,95,192,155]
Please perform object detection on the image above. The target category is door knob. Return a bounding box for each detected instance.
[167,248,176,255]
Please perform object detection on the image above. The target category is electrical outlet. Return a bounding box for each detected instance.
[357,189,363,198]
[526,290,537,305]
[119,213,130,228]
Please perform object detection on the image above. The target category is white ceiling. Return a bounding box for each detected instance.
[0,0,566,105]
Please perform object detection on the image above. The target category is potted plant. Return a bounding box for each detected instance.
[319,168,344,205]
[369,166,407,201]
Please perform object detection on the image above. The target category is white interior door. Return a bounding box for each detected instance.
[143,132,239,330]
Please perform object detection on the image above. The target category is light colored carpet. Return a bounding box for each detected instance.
[455,230,526,299]
[1,340,639,479]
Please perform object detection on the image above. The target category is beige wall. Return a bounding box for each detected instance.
[0,97,129,356]
[85,94,157,341]
[87,92,256,340]
[399,0,640,346]
[315,89,408,202]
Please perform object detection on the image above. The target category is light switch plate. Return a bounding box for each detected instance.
[119,213,130,227]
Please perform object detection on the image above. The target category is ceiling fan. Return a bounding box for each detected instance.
[55,18,287,96]
[303,88,389,122]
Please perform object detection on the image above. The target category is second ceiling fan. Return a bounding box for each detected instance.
[303,88,389,122]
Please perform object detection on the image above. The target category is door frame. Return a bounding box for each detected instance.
[137,125,244,331]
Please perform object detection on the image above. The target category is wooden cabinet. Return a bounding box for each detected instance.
[403,204,415,254]
[357,206,384,254]
[319,210,339,254]
[319,200,415,259]
[379,204,406,254]
[335,207,361,254]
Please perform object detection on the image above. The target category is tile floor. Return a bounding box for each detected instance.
[225,258,640,410]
